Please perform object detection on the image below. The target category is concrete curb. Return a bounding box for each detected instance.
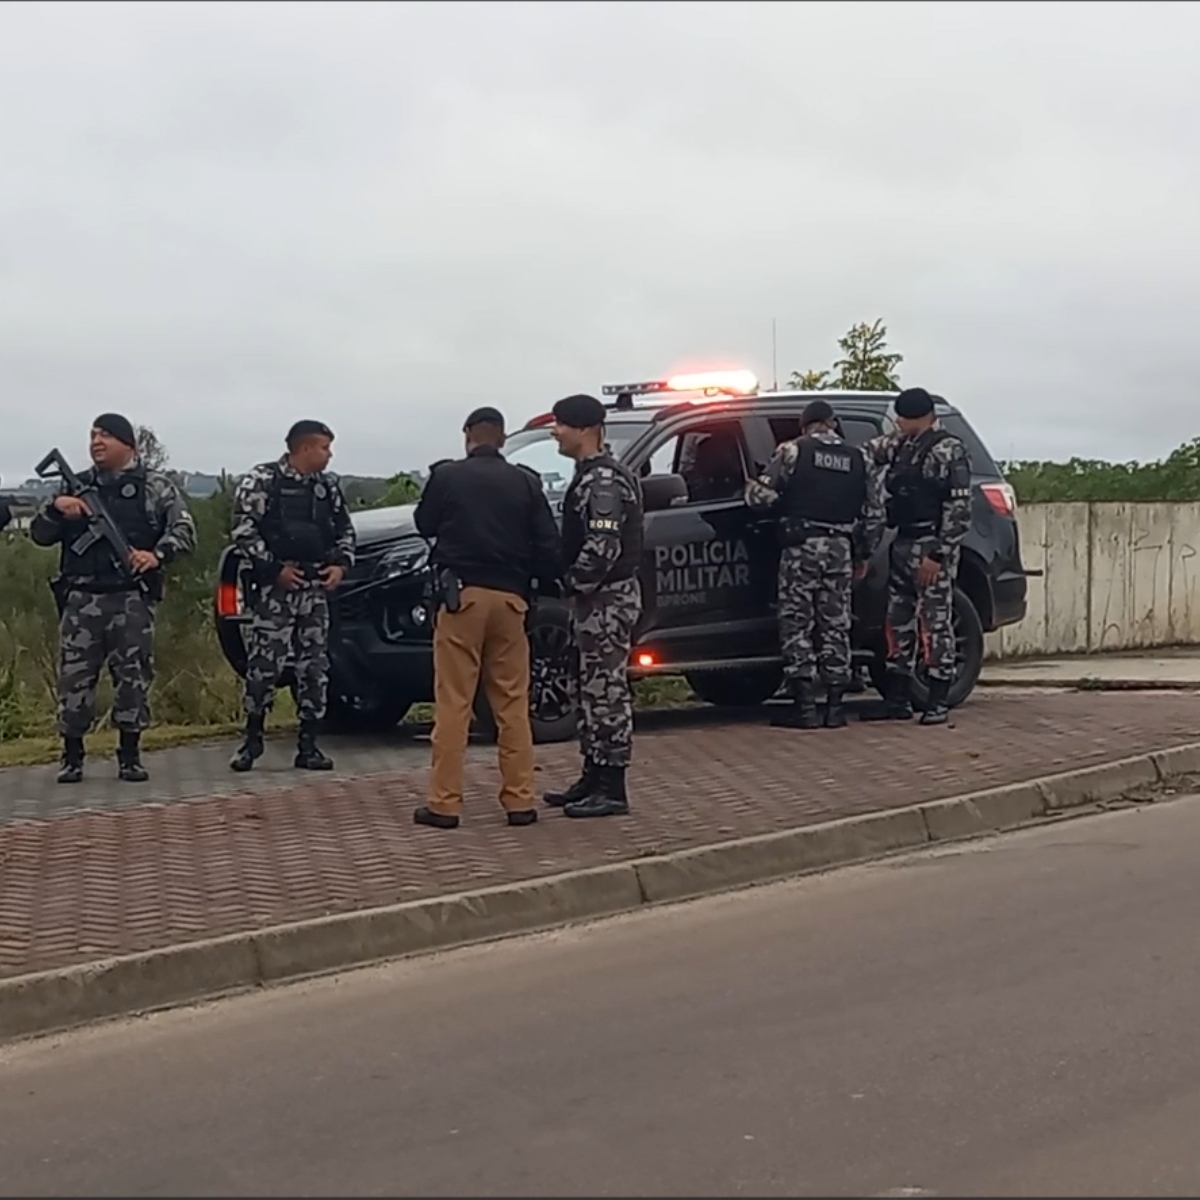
[978,675,1200,692]
[3,740,1200,1043]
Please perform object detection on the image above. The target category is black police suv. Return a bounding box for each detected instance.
[214,383,1030,742]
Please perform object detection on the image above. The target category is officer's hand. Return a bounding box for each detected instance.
[853,561,869,581]
[53,495,89,519]
[128,549,160,574]
[318,564,345,591]
[917,556,942,588]
[277,563,305,590]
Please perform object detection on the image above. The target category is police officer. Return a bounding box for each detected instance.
[29,414,196,785]
[863,386,972,725]
[229,420,355,773]
[746,399,884,729]
[411,407,563,830]
[543,393,643,819]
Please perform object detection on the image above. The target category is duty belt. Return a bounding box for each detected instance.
[895,522,938,537]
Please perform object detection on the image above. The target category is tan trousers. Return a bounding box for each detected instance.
[429,585,536,816]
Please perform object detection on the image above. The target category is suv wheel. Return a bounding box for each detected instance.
[472,599,578,745]
[867,586,985,711]
[685,666,784,708]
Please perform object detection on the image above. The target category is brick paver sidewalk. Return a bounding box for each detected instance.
[1,690,1196,981]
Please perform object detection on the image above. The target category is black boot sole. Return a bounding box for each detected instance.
[56,769,84,785]
[563,799,630,818]
[294,757,334,771]
[414,806,460,829]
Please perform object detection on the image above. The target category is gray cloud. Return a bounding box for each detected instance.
[2,0,1199,486]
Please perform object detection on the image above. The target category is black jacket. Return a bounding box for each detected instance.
[414,446,563,598]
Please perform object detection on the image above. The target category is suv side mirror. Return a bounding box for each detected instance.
[642,473,688,512]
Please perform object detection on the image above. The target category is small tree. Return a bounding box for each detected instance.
[135,425,170,472]
[831,319,903,391]
[787,368,832,391]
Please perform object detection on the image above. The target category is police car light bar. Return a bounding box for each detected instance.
[601,369,759,399]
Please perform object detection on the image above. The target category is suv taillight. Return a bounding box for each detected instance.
[216,580,240,617]
[980,482,1017,517]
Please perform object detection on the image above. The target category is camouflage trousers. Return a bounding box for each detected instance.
[57,587,156,737]
[244,582,331,721]
[887,536,958,682]
[570,576,642,769]
[777,536,854,687]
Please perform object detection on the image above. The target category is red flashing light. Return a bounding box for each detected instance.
[525,412,556,428]
[665,369,758,396]
[634,651,657,668]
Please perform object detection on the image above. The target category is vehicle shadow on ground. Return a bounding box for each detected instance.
[370,693,884,751]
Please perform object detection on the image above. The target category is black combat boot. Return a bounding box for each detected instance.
[56,737,85,785]
[116,731,149,783]
[543,760,597,808]
[770,679,822,729]
[920,678,951,726]
[860,671,914,722]
[294,720,334,771]
[229,714,266,773]
[564,766,630,819]
[824,686,848,729]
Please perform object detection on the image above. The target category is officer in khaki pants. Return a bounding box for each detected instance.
[413,407,563,828]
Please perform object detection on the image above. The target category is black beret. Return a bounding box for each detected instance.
[463,406,505,432]
[551,393,607,429]
[800,399,835,429]
[92,412,137,449]
[286,419,334,447]
[893,388,934,419]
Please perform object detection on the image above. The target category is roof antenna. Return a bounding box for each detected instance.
[771,318,778,390]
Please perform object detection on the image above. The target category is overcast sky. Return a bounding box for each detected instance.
[3,0,1198,484]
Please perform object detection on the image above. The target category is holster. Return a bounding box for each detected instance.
[435,567,462,614]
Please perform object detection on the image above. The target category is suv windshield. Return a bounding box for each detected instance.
[504,422,650,500]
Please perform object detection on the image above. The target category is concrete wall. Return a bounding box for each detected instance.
[986,502,1200,659]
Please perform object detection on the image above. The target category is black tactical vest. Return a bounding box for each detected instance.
[886,428,953,532]
[260,466,337,564]
[781,436,867,539]
[562,455,643,584]
[60,468,160,586]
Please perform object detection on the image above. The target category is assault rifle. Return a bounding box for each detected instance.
[34,448,151,600]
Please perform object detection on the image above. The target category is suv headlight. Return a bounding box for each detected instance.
[373,541,430,582]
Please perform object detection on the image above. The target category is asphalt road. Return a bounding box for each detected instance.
[4,797,1200,1197]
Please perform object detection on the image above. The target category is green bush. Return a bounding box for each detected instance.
[1003,438,1200,504]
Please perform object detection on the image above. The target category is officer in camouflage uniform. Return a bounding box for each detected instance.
[29,413,196,785]
[746,399,884,730]
[229,420,355,773]
[862,387,973,726]
[543,393,643,819]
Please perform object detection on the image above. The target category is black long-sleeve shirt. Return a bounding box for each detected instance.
[414,445,563,598]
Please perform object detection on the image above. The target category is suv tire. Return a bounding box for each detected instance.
[867,585,984,712]
[472,598,578,745]
[685,665,784,708]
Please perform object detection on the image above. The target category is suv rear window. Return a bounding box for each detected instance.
[939,414,1001,479]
